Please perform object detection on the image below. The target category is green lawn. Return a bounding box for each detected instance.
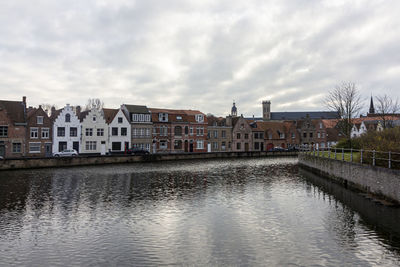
[307,151,361,163]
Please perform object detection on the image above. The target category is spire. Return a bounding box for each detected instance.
[369,95,375,114]
[231,101,237,117]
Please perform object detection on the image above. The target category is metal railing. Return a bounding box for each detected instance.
[300,147,400,169]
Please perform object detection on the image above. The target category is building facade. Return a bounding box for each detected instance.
[103,108,131,153]
[122,105,152,152]
[0,97,27,158]
[232,116,253,152]
[26,106,52,157]
[79,109,108,155]
[207,115,232,152]
[52,104,81,153]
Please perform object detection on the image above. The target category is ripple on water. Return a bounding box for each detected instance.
[0,157,400,266]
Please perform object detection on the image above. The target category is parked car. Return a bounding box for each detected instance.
[53,149,78,157]
[128,148,150,155]
[271,147,287,152]
[0,156,3,160]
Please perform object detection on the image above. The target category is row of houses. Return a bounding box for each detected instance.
[2,96,397,158]
[0,97,209,158]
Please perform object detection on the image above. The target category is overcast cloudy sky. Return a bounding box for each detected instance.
[1,0,399,116]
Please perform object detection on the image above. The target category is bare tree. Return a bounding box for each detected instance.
[85,98,104,111]
[375,94,400,128]
[325,82,363,139]
[40,103,57,116]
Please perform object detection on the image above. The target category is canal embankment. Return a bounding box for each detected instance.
[0,151,297,171]
[299,153,400,204]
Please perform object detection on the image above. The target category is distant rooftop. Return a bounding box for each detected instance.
[247,111,339,121]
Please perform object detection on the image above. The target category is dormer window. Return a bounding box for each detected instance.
[159,113,168,122]
[65,113,71,123]
[195,114,204,122]
[176,116,182,120]
[37,116,43,124]
[93,116,96,122]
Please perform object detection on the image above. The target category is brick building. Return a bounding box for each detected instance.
[0,97,27,158]
[26,105,52,157]
[150,108,208,153]
[207,115,232,152]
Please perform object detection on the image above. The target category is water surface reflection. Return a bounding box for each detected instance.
[0,158,399,266]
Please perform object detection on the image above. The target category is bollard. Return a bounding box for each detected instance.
[389,151,391,169]
[373,150,376,166]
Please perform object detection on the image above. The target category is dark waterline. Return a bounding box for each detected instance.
[0,158,399,266]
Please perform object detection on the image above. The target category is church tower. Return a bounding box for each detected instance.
[262,100,271,120]
[368,95,375,115]
[231,101,237,117]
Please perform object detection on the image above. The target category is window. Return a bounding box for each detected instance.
[176,116,182,120]
[145,143,150,151]
[57,127,65,137]
[85,141,97,151]
[303,132,307,138]
[118,117,123,123]
[30,128,39,139]
[139,114,144,122]
[322,132,325,138]
[65,114,70,122]
[145,128,150,137]
[195,114,204,122]
[37,116,43,124]
[189,127,194,135]
[146,114,151,122]
[0,126,8,137]
[221,141,226,150]
[254,142,260,150]
[85,128,93,136]
[245,133,249,139]
[185,126,189,135]
[254,133,259,139]
[153,127,157,134]
[160,126,168,136]
[268,133,272,139]
[291,133,295,139]
[174,140,182,149]
[160,140,167,149]
[260,133,264,139]
[174,126,182,136]
[112,127,118,136]
[42,128,49,139]
[92,116,96,122]
[159,113,168,122]
[121,127,127,136]
[97,128,104,136]
[214,131,218,138]
[12,143,21,153]
[196,127,204,136]
[222,130,226,138]
[237,133,241,139]
[213,142,218,149]
[279,133,285,139]
[236,142,241,150]
[29,142,41,153]
[317,132,321,138]
[112,142,121,151]
[132,114,138,122]
[70,127,77,137]
[197,140,204,149]
[320,122,323,129]
[309,132,313,138]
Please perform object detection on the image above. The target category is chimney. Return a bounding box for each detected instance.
[76,105,81,115]
[39,105,42,109]
[22,96,26,108]
[51,106,56,117]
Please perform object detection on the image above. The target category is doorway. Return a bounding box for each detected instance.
[45,143,52,157]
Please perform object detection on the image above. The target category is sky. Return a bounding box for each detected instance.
[1,0,400,117]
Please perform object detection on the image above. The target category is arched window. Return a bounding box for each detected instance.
[174,126,182,136]
[65,113,71,123]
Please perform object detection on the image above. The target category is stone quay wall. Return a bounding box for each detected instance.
[299,153,400,204]
[0,151,297,171]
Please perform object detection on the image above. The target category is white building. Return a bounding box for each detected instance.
[52,104,81,153]
[103,108,131,152]
[79,109,108,155]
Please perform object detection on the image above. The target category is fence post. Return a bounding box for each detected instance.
[350,148,353,162]
[342,148,344,161]
[317,147,320,157]
[389,151,391,169]
[360,149,363,164]
[373,150,376,166]
[334,148,337,160]
[313,147,315,156]
[328,148,331,159]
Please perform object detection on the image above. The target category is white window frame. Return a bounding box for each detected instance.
[86,128,93,136]
[41,128,49,139]
[97,128,104,136]
[85,141,97,151]
[30,127,39,139]
[29,142,41,153]
[160,140,167,149]
[37,116,43,124]
[12,142,22,153]
[197,140,204,149]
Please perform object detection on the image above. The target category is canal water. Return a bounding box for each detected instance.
[0,157,400,266]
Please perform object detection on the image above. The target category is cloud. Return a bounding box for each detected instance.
[0,0,399,116]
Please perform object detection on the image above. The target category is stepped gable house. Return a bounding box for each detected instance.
[0,96,27,158]
[26,105,52,157]
[52,104,81,153]
[207,115,233,152]
[121,104,153,152]
[79,108,108,155]
[150,108,208,153]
